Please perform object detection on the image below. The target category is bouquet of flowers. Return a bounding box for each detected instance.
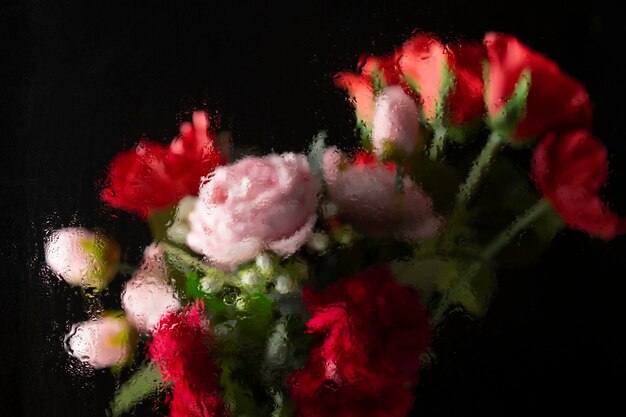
[43,31,625,417]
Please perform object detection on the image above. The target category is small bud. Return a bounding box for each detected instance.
[255,253,273,274]
[307,232,330,252]
[199,276,224,294]
[166,196,199,245]
[275,275,296,294]
[239,270,262,287]
[64,316,133,369]
[321,201,339,219]
[332,225,354,246]
[45,227,120,290]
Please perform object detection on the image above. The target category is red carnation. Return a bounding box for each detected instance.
[484,32,592,140]
[101,111,224,219]
[289,267,431,417]
[532,130,626,240]
[334,54,401,129]
[148,302,224,417]
[396,33,485,126]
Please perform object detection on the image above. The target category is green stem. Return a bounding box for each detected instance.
[455,131,505,210]
[430,260,482,325]
[159,241,212,274]
[431,198,553,326]
[480,198,553,260]
[428,126,447,161]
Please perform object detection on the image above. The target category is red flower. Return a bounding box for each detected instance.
[148,302,224,417]
[532,130,626,240]
[334,54,400,129]
[484,32,592,140]
[396,33,485,126]
[289,267,431,417]
[101,111,224,219]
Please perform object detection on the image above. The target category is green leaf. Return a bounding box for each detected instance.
[219,359,259,417]
[108,363,163,417]
[447,261,497,318]
[236,292,275,338]
[390,256,458,301]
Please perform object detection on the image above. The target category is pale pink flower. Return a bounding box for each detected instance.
[44,227,120,289]
[122,244,180,332]
[371,85,420,157]
[323,147,442,241]
[186,153,321,268]
[65,316,133,369]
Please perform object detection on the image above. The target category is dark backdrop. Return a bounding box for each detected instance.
[2,1,626,416]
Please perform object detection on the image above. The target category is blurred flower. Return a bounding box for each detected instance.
[484,32,592,140]
[335,55,400,130]
[101,111,224,219]
[532,130,626,239]
[122,244,180,333]
[166,196,199,245]
[396,33,485,126]
[371,85,420,157]
[45,227,120,289]
[148,302,223,417]
[65,315,133,369]
[289,266,431,417]
[323,147,442,241]
[186,153,321,269]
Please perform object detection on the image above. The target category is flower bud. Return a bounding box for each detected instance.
[166,196,198,245]
[200,276,224,294]
[122,277,180,333]
[239,270,263,288]
[275,275,296,294]
[255,252,274,275]
[371,85,420,158]
[45,227,120,289]
[64,316,133,369]
[306,232,330,252]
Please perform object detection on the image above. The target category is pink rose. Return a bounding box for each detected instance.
[64,316,133,369]
[44,227,120,289]
[323,147,442,241]
[186,153,321,268]
[371,85,421,157]
[122,244,180,333]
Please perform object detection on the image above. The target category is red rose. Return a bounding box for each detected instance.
[289,267,431,417]
[101,111,224,219]
[396,33,485,126]
[334,54,400,129]
[532,130,626,240]
[148,302,224,417]
[484,32,592,140]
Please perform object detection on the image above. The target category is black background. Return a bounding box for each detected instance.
[2,1,626,416]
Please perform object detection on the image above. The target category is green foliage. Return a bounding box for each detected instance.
[108,363,163,417]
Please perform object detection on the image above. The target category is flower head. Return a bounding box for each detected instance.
[186,153,321,269]
[289,266,431,417]
[532,130,626,239]
[101,111,224,219]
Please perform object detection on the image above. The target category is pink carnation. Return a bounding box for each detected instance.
[65,316,132,369]
[323,147,442,241]
[186,153,321,268]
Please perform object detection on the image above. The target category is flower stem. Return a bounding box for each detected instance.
[428,126,447,161]
[159,241,212,274]
[455,131,504,210]
[431,198,554,326]
[480,198,553,260]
